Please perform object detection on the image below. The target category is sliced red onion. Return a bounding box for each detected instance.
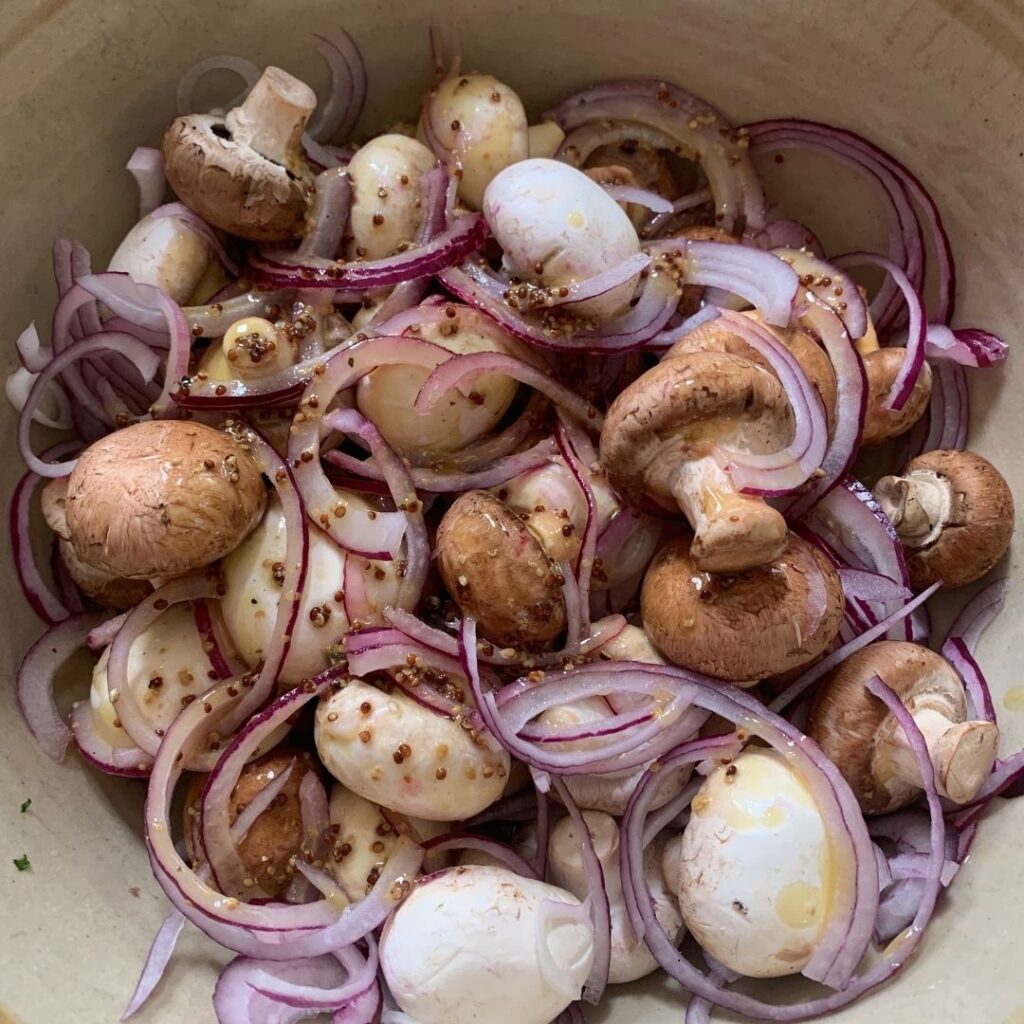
[16,613,102,762]
[420,834,539,879]
[414,349,602,431]
[768,582,940,715]
[439,259,680,353]
[306,29,367,143]
[546,252,652,310]
[176,54,259,114]
[151,203,240,276]
[287,337,449,558]
[943,577,1008,655]
[555,419,597,638]
[601,184,673,213]
[926,360,969,451]
[925,324,1007,368]
[549,776,611,1004]
[772,247,867,339]
[16,321,51,372]
[646,238,798,326]
[783,297,867,516]
[230,759,297,846]
[548,79,766,231]
[284,774,333,904]
[838,568,912,604]
[250,212,487,290]
[751,219,825,257]
[69,700,152,777]
[18,332,160,477]
[120,910,184,1021]
[126,147,166,220]
[146,671,424,956]
[10,442,80,625]
[834,251,925,410]
[702,309,827,495]
[5,365,72,430]
[297,168,352,260]
[193,599,247,679]
[643,186,713,239]
[184,288,295,340]
[321,409,427,610]
[87,613,129,652]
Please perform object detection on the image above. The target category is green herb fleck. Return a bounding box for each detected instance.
[13,854,30,872]
[20,797,31,813]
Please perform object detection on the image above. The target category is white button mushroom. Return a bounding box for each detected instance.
[346,134,438,260]
[88,603,224,750]
[527,121,565,159]
[675,747,837,978]
[314,678,509,821]
[483,158,642,317]
[380,865,594,1024]
[355,304,529,455]
[219,316,296,378]
[327,784,447,903]
[420,74,528,209]
[219,492,401,684]
[108,211,214,305]
[548,811,682,983]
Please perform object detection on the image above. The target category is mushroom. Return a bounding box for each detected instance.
[527,121,565,159]
[669,309,837,429]
[436,490,567,649]
[808,641,999,813]
[327,784,447,903]
[314,678,509,821]
[548,811,683,983]
[219,316,296,379]
[600,350,794,572]
[87,602,241,753]
[641,532,844,681]
[674,747,838,978]
[860,348,932,446]
[355,304,532,456]
[585,141,679,200]
[380,865,594,1024]
[419,73,529,209]
[346,133,438,260]
[597,622,667,666]
[108,209,215,305]
[64,420,266,580]
[483,158,643,317]
[163,66,316,241]
[41,478,152,609]
[219,490,401,683]
[874,449,1014,589]
[183,748,316,897]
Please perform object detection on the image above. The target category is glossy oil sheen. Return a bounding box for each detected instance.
[1,1,1022,1021]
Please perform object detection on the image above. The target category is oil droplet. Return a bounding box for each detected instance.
[775,881,821,928]
[1004,686,1024,712]
[566,210,586,230]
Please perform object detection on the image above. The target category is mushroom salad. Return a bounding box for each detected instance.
[8,24,1023,1024]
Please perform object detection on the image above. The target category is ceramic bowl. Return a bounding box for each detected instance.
[1,1,1021,1022]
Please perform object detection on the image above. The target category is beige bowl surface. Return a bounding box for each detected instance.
[1,1,1022,1022]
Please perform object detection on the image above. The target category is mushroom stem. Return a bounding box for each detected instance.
[874,470,951,549]
[226,66,317,171]
[668,457,788,573]
[874,706,999,804]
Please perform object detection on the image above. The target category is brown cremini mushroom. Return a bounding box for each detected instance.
[860,348,932,446]
[164,66,316,241]
[808,641,999,813]
[435,490,566,648]
[40,478,152,608]
[874,449,1013,589]
[600,350,794,572]
[184,748,317,897]
[668,310,837,430]
[64,420,266,580]
[641,532,844,681]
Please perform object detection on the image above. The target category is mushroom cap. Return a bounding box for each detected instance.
[379,865,593,1024]
[586,142,679,198]
[668,310,837,429]
[641,532,844,681]
[861,348,932,446]
[600,350,794,517]
[436,490,567,648]
[163,113,309,241]
[900,449,1013,589]
[58,538,153,609]
[184,748,316,898]
[64,420,266,579]
[808,640,993,814]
